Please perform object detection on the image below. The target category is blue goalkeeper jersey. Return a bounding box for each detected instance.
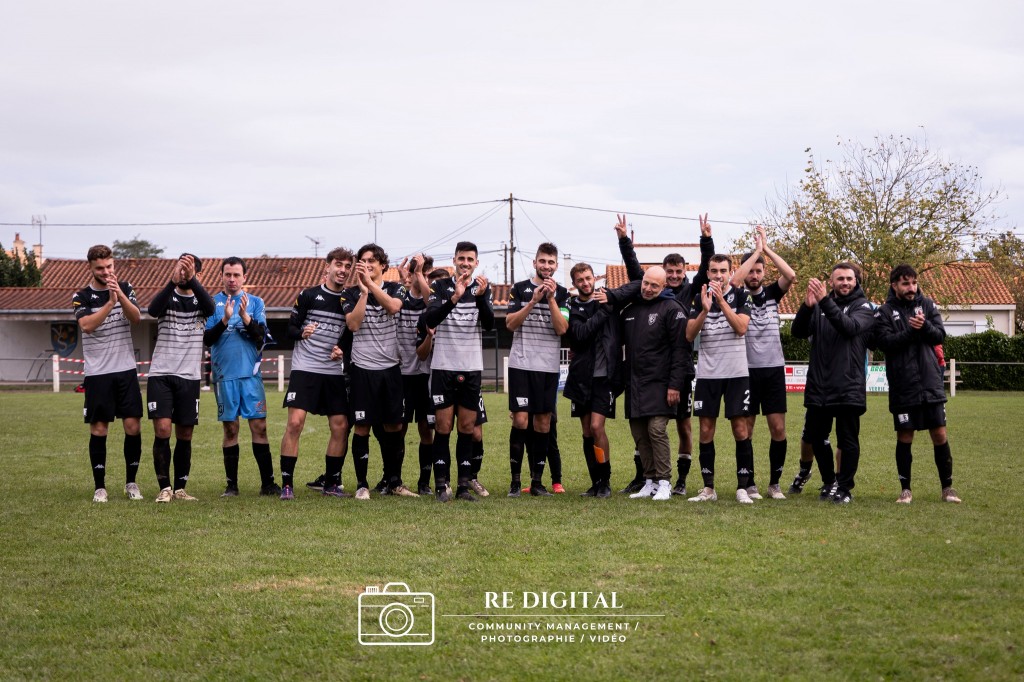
[206,291,268,381]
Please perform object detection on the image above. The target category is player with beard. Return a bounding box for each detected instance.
[504,243,569,498]
[613,215,715,496]
[791,263,876,504]
[205,257,281,497]
[728,226,797,499]
[873,264,961,504]
[342,244,410,499]
[685,254,754,503]
[420,242,494,502]
[564,253,623,498]
[277,248,355,500]
[73,244,144,503]
[147,254,216,503]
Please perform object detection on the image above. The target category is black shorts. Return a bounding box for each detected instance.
[403,373,432,423]
[507,367,558,414]
[430,369,482,413]
[476,393,488,426]
[349,364,404,425]
[147,375,201,425]
[83,369,143,424]
[693,377,751,419]
[569,376,617,419]
[282,370,349,416]
[893,403,946,432]
[674,377,695,419]
[749,366,787,415]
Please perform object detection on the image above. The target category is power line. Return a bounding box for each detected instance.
[515,197,758,226]
[512,200,551,243]
[410,202,507,256]
[0,199,506,228]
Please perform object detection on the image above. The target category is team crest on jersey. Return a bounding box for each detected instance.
[726,293,735,304]
[648,313,658,325]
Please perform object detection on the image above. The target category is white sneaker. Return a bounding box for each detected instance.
[652,480,672,501]
[688,487,717,502]
[896,489,913,504]
[355,487,371,500]
[766,484,787,500]
[736,488,755,504]
[745,485,763,500]
[173,489,198,501]
[629,479,655,499]
[124,482,143,500]
[155,487,173,503]
[93,488,108,503]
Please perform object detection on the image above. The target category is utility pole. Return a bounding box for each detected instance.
[508,193,515,283]
[502,242,508,285]
[367,210,382,243]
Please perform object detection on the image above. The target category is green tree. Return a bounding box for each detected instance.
[0,243,43,287]
[745,134,1003,302]
[112,234,164,259]
[974,231,1024,334]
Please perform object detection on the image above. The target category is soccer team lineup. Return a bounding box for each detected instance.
[74,213,961,507]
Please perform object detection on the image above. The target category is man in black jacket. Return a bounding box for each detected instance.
[873,264,961,504]
[620,266,689,501]
[611,214,714,495]
[791,263,876,504]
[565,259,621,498]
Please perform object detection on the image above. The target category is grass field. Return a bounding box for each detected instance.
[0,390,1021,681]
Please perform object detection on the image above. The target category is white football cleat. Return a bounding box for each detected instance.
[688,487,718,502]
[736,488,755,504]
[124,482,143,500]
[155,487,173,503]
[629,479,655,499]
[93,488,108,503]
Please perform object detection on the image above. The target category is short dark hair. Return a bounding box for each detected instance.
[87,245,112,262]
[428,268,449,281]
[536,242,559,258]
[890,263,918,283]
[709,254,732,266]
[832,261,860,280]
[356,243,389,272]
[454,241,478,257]
[569,262,593,282]
[662,253,686,268]
[421,255,434,272]
[221,256,247,273]
[741,252,766,267]
[326,247,354,264]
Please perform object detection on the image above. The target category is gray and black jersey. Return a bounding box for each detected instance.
[341,281,406,370]
[506,279,569,374]
[397,293,429,376]
[744,282,786,369]
[147,279,216,380]
[288,285,347,375]
[72,282,138,377]
[421,277,495,373]
[689,286,751,379]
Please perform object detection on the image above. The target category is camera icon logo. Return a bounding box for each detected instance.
[358,582,435,646]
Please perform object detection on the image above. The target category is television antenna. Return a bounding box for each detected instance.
[305,235,322,258]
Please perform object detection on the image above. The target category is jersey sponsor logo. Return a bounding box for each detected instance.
[516,397,529,407]
[316,295,325,301]
[286,392,296,402]
[523,288,533,294]
[648,313,658,325]
[90,294,99,300]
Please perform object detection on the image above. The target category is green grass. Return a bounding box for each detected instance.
[0,390,1021,681]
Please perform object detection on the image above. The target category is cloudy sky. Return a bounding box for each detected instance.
[3,0,1022,282]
